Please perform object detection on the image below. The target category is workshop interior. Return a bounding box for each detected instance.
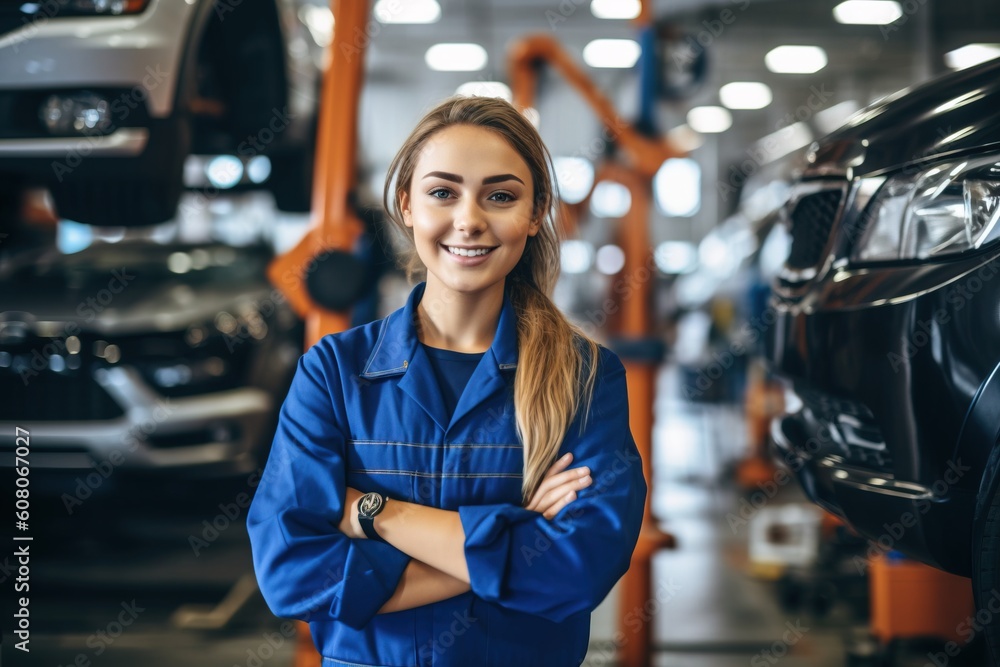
[2,0,1000,665]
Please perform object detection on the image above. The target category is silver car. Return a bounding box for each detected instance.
[0,240,303,491]
[0,0,326,226]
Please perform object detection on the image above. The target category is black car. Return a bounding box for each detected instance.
[0,240,302,495]
[765,57,1000,655]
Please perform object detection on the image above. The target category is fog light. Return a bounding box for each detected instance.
[40,92,112,135]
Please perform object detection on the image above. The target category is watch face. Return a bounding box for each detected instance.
[359,493,384,517]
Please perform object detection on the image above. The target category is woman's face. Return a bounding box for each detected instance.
[400,124,540,297]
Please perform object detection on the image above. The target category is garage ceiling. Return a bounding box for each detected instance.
[351,0,998,242]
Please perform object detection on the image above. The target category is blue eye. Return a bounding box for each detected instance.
[490,192,515,203]
[429,189,451,199]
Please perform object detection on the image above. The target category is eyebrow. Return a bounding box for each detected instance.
[422,171,525,186]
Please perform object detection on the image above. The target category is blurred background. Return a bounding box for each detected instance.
[1,0,999,665]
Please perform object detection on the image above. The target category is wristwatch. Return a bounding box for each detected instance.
[357,491,389,543]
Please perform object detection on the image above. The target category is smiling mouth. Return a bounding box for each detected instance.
[442,245,498,257]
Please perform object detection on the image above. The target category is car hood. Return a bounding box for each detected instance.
[809,57,1000,178]
[0,242,275,336]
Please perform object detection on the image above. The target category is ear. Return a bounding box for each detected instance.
[527,215,542,237]
[400,191,413,228]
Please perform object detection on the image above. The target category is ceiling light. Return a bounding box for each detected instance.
[719,81,773,109]
[666,124,704,152]
[560,240,594,274]
[595,244,626,274]
[591,0,640,19]
[425,43,488,72]
[553,157,595,205]
[456,81,512,102]
[583,39,641,68]
[686,106,732,133]
[944,44,1000,70]
[589,181,632,218]
[832,1,902,25]
[654,158,701,217]
[374,0,440,24]
[765,45,827,74]
[654,241,697,274]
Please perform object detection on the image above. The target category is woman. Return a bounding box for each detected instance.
[247,95,647,667]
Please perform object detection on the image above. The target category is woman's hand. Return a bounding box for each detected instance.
[339,487,364,538]
[524,452,592,520]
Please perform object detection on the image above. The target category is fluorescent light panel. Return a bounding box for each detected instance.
[374,0,440,24]
[591,0,640,19]
[832,1,902,25]
[583,39,640,68]
[719,81,772,109]
[425,43,488,71]
[944,44,1000,70]
[765,45,827,74]
[686,106,732,133]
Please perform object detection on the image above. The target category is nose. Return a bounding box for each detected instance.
[453,196,488,235]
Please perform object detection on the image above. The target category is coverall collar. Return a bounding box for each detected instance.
[360,280,519,432]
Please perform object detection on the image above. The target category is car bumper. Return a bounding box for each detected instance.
[0,1,198,119]
[0,365,274,476]
[767,247,1000,575]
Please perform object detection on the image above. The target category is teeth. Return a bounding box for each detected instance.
[447,246,494,257]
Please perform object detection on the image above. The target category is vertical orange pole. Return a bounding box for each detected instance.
[267,0,370,348]
[268,0,371,663]
[598,163,674,667]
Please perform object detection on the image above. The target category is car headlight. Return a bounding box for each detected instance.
[852,155,1000,262]
[26,0,153,16]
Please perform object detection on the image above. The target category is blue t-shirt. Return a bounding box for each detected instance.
[420,342,485,420]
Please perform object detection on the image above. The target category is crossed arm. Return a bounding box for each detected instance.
[336,452,594,614]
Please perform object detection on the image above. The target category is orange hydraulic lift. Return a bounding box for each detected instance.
[267,0,370,664]
[507,4,681,662]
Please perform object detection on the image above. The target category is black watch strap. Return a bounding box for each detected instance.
[358,492,388,543]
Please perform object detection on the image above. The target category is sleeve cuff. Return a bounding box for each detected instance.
[335,539,411,629]
[458,503,534,602]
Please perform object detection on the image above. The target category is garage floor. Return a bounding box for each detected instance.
[3,363,972,666]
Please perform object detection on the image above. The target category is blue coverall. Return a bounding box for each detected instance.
[247,280,647,667]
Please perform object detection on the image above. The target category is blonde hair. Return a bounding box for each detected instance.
[383,95,601,504]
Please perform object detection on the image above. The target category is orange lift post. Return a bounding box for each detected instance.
[508,3,681,661]
[267,0,371,665]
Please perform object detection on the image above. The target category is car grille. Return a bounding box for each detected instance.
[786,188,845,271]
[0,336,124,422]
[798,388,894,471]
